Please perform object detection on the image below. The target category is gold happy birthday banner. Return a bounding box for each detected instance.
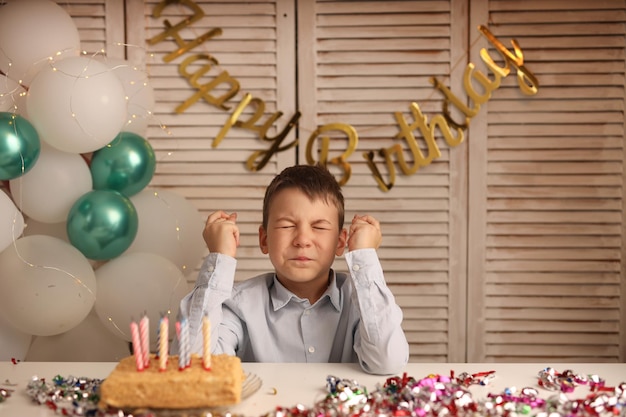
[148,0,538,192]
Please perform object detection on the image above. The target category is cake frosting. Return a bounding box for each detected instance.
[99,353,244,410]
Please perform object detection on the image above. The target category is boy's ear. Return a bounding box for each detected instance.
[335,228,347,256]
[259,225,269,254]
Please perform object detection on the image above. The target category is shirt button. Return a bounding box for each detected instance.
[303,310,310,316]
[208,265,215,272]
[352,264,360,271]
[308,346,315,353]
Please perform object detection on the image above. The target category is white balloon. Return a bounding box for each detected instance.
[26,307,129,362]
[128,188,205,273]
[9,144,92,223]
[0,312,32,361]
[0,0,80,86]
[26,56,127,153]
[96,57,155,136]
[94,252,188,351]
[0,235,96,336]
[0,189,24,253]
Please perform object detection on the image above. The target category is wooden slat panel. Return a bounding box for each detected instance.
[467,0,626,362]
[299,0,466,362]
[130,0,295,282]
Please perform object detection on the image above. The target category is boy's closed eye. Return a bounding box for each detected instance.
[274,221,295,229]
[274,221,332,230]
[311,221,333,230]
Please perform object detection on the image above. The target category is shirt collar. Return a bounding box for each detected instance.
[269,270,342,312]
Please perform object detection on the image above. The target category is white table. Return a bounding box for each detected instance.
[1,361,624,416]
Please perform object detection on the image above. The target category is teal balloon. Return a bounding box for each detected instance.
[0,112,40,180]
[90,131,156,197]
[67,190,138,260]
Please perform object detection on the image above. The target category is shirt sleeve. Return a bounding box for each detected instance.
[178,252,237,355]
[345,248,409,375]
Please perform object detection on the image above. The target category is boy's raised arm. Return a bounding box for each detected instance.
[178,211,240,355]
[346,214,409,375]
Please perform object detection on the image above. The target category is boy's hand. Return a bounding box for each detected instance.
[202,210,240,257]
[347,214,382,252]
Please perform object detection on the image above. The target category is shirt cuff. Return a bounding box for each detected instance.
[344,248,384,287]
[197,252,237,292]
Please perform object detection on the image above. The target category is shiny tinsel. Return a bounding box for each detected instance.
[22,369,626,417]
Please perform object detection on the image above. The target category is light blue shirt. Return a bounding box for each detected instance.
[179,248,408,375]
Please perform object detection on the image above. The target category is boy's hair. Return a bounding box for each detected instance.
[262,164,345,230]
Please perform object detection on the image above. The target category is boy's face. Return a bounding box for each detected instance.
[259,187,347,296]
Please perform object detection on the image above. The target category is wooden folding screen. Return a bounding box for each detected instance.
[15,0,626,362]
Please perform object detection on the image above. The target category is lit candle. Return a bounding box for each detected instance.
[139,314,149,368]
[202,315,211,370]
[159,315,169,372]
[130,320,144,371]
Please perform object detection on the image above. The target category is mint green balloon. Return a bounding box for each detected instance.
[0,112,40,180]
[67,190,138,260]
[90,131,156,197]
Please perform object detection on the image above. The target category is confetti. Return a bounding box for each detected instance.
[20,369,626,417]
[0,387,12,403]
[268,370,626,417]
[26,375,102,416]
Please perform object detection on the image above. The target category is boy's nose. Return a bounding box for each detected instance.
[292,227,312,246]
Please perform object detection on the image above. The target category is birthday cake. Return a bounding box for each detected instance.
[98,353,244,410]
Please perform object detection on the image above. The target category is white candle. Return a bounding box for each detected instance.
[202,316,211,370]
[177,317,185,370]
[181,316,190,368]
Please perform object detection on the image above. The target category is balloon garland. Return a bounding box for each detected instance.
[0,0,202,360]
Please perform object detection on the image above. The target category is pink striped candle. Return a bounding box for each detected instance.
[202,316,211,370]
[130,321,144,371]
[177,321,184,370]
[139,314,149,368]
[155,316,161,360]
[159,315,169,372]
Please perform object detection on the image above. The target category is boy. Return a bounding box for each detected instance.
[180,164,408,375]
